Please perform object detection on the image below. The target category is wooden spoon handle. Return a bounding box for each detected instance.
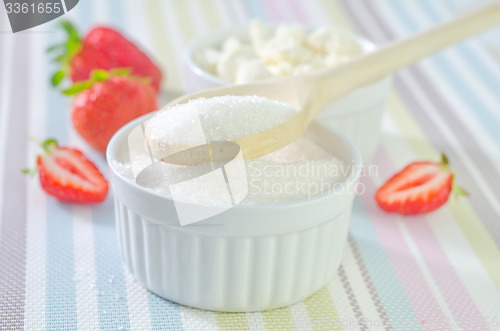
[311,2,500,116]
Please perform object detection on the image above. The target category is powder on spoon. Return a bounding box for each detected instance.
[113,95,346,205]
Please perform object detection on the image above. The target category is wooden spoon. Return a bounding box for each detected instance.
[161,3,500,159]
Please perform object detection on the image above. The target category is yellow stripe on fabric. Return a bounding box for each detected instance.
[318,0,353,30]
[447,201,500,290]
[215,313,250,331]
[171,0,197,42]
[199,0,224,29]
[386,93,434,159]
[386,92,500,291]
[143,0,182,91]
[262,306,295,330]
[304,287,343,331]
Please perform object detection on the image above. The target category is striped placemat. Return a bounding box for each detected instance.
[1,0,500,330]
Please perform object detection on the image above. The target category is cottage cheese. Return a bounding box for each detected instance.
[195,20,364,84]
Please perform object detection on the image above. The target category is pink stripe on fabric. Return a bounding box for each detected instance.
[262,0,308,24]
[374,148,489,330]
[260,0,285,21]
[286,0,309,24]
[360,152,452,330]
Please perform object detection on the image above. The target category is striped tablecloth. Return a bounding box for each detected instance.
[1,0,500,330]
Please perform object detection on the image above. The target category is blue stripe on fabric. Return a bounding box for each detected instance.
[418,0,500,103]
[147,294,184,331]
[45,202,77,331]
[44,33,77,331]
[87,1,133,329]
[92,199,131,330]
[74,0,93,31]
[105,0,125,30]
[349,199,420,329]
[386,0,500,145]
[44,1,95,329]
[242,0,270,21]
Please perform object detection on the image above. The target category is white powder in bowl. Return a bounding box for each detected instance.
[113,136,346,206]
[113,95,347,206]
[144,95,299,157]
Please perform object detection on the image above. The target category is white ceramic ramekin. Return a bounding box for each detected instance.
[107,114,362,312]
[183,26,392,163]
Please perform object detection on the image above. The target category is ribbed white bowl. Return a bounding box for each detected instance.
[107,115,362,312]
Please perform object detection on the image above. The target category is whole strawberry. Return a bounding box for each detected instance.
[50,21,162,92]
[23,138,108,203]
[375,153,467,215]
[65,68,158,154]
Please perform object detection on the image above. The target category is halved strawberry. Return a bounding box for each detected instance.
[375,153,467,215]
[23,138,108,203]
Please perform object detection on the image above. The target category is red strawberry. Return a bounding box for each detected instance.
[64,68,158,154]
[23,139,108,203]
[375,153,467,215]
[49,21,162,92]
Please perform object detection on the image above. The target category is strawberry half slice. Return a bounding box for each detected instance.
[375,153,467,215]
[24,138,108,203]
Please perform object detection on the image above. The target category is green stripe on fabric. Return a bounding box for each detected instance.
[215,313,250,330]
[304,287,343,330]
[318,0,353,30]
[199,0,224,29]
[172,0,197,42]
[262,306,295,330]
[448,201,500,290]
[386,93,434,159]
[387,92,500,292]
[143,0,182,91]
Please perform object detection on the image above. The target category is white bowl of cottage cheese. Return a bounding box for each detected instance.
[183,21,392,162]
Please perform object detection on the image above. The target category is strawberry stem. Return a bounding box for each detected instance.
[452,181,468,198]
[22,137,58,176]
[21,167,38,177]
[41,138,58,154]
[440,153,449,167]
[440,152,468,200]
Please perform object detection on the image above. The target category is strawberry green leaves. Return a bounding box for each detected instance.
[62,68,149,95]
[48,20,82,87]
[51,70,66,87]
[62,80,94,95]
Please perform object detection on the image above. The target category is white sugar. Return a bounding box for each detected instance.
[145,96,299,157]
[113,96,347,206]
[113,136,346,206]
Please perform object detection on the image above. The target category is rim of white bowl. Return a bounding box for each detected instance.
[106,112,363,211]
